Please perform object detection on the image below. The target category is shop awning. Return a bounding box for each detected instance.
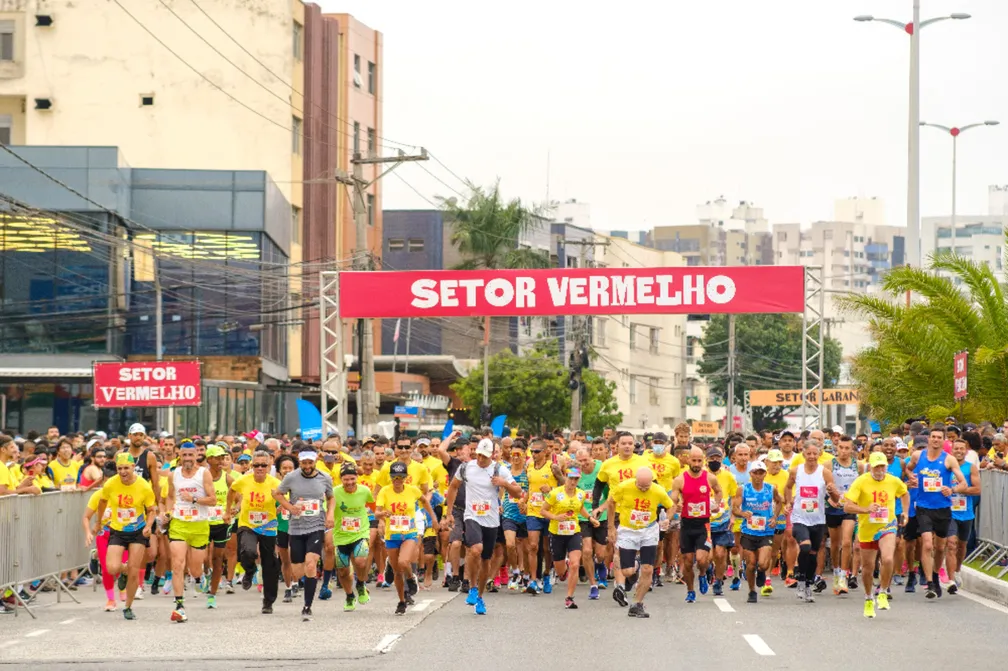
[0,354,122,379]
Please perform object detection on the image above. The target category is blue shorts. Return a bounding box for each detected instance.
[526,516,547,533]
[385,533,418,550]
[711,528,735,549]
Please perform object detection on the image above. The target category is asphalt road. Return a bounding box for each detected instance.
[3,575,1007,670]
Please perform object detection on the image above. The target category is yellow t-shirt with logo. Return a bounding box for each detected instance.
[376,460,431,490]
[763,469,790,528]
[423,456,449,496]
[526,460,558,518]
[611,480,674,530]
[646,452,682,491]
[598,454,650,489]
[375,484,424,540]
[48,459,81,490]
[543,486,586,535]
[845,473,908,543]
[100,475,155,533]
[232,473,281,532]
[709,468,737,528]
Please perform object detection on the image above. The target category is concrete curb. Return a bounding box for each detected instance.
[962,566,1008,607]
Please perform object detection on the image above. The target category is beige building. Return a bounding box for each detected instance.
[647,198,774,267]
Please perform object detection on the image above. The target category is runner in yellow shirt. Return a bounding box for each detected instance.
[524,438,563,594]
[542,467,598,609]
[228,451,282,614]
[645,432,680,588]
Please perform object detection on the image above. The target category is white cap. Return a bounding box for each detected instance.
[159,431,170,439]
[86,438,101,450]
[475,438,494,458]
[831,425,843,434]
[298,451,318,462]
[128,423,146,435]
[748,459,767,473]
[95,431,107,439]
[416,438,431,447]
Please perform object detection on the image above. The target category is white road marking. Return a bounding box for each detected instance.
[24,629,50,638]
[59,618,77,625]
[713,598,735,613]
[743,634,775,656]
[412,599,433,612]
[0,641,17,650]
[959,589,1008,616]
[375,634,401,654]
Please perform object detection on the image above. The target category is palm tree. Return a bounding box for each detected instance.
[838,242,1008,424]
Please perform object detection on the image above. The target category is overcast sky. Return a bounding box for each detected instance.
[318,0,1008,232]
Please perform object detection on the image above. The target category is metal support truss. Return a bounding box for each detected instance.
[319,271,347,437]
[800,266,825,430]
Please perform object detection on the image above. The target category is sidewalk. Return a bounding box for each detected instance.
[962,566,1008,607]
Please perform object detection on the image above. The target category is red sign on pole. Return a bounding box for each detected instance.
[338,266,806,319]
[92,360,202,408]
[953,351,968,400]
[732,415,743,431]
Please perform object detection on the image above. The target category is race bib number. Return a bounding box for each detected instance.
[922,477,941,493]
[117,508,137,524]
[101,509,112,525]
[529,492,544,506]
[799,486,819,513]
[748,515,767,531]
[869,507,889,524]
[174,505,200,522]
[298,499,321,517]
[951,495,968,512]
[248,511,269,526]
[389,515,411,534]
[280,509,291,521]
[207,506,225,523]
[470,500,492,517]
[61,484,76,492]
[557,519,578,535]
[687,501,707,517]
[341,517,362,533]
[629,509,652,526]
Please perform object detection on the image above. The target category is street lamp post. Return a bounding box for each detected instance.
[854,3,971,268]
[920,120,1000,254]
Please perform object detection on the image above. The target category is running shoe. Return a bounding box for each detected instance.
[466,586,479,606]
[405,593,415,606]
[932,574,943,598]
[170,607,186,623]
[612,585,628,607]
[543,574,552,594]
[206,595,217,609]
[698,574,709,595]
[123,607,136,620]
[947,583,958,595]
[406,577,418,597]
[319,586,332,601]
[302,606,313,621]
[938,567,949,584]
[357,584,370,605]
[507,577,519,591]
[283,588,293,603]
[730,577,741,592]
[117,574,128,591]
[905,572,916,593]
[685,590,696,603]
[104,599,117,612]
[761,580,773,596]
[864,598,875,618]
[565,597,578,609]
[525,580,538,595]
[832,573,841,595]
[893,574,904,586]
[877,592,890,610]
[837,578,849,595]
[241,570,254,591]
[261,603,273,614]
[628,603,649,618]
[474,597,487,615]
[805,585,815,603]
[589,585,599,600]
[796,585,807,602]
[813,576,828,594]
[771,565,780,577]
[224,580,235,594]
[712,579,724,596]
[747,590,758,604]
[395,601,407,616]
[726,565,734,578]
[344,594,357,612]
[785,575,798,588]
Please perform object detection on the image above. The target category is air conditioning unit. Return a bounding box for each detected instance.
[34,98,53,111]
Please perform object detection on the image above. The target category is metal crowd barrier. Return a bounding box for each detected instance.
[966,469,1008,579]
[0,490,93,618]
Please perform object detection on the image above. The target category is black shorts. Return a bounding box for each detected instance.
[289,529,325,564]
[902,515,919,541]
[276,530,290,550]
[502,518,528,538]
[422,536,438,556]
[618,544,658,568]
[209,523,231,548]
[915,507,952,538]
[679,519,710,555]
[463,519,497,560]
[825,513,856,528]
[229,520,238,534]
[551,532,583,562]
[580,521,607,546]
[109,528,150,549]
[792,523,826,551]
[948,518,973,543]
[741,534,773,552]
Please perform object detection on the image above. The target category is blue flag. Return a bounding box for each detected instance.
[441,419,455,440]
[296,399,324,441]
[490,414,507,438]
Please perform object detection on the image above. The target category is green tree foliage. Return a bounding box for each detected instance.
[451,342,622,433]
[697,314,842,429]
[838,247,1008,424]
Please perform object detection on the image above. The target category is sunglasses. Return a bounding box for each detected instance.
[252,463,269,468]
[531,449,543,454]
[323,451,339,455]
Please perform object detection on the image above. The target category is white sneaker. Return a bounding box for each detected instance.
[134,586,144,600]
[805,585,815,603]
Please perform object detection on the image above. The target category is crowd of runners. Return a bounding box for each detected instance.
[1,417,1005,620]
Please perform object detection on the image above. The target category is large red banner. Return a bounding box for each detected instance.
[339,266,805,318]
[93,360,202,408]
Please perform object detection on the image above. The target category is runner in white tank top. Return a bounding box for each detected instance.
[785,441,839,603]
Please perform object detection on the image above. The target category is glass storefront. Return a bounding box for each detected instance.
[1,381,285,437]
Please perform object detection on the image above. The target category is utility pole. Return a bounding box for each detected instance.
[350,149,428,437]
[568,315,583,431]
[726,314,736,433]
[154,257,164,433]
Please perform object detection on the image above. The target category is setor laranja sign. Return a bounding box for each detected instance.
[339,267,806,318]
[92,360,202,408]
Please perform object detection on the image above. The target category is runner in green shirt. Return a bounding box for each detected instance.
[331,462,374,611]
[575,448,609,596]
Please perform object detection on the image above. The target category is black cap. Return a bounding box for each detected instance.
[652,432,668,443]
[643,432,654,443]
[912,435,928,448]
[778,430,795,440]
[705,446,724,459]
[339,462,358,477]
[389,461,408,478]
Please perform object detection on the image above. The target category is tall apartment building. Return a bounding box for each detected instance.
[921,185,1008,281]
[646,198,773,266]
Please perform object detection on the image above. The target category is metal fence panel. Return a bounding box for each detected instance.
[977,470,1008,548]
[0,491,92,590]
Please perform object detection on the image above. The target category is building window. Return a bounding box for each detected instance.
[366,193,375,227]
[140,94,155,106]
[649,377,660,406]
[629,324,636,351]
[408,238,424,252]
[0,114,11,145]
[367,127,375,155]
[293,21,303,60]
[650,327,659,355]
[595,318,606,347]
[353,54,362,88]
[0,21,13,62]
[291,206,301,244]
[353,122,360,155]
[292,116,302,154]
[367,61,376,94]
[388,238,405,252]
[629,375,637,404]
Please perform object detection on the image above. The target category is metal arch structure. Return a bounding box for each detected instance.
[800,266,825,430]
[319,271,347,437]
